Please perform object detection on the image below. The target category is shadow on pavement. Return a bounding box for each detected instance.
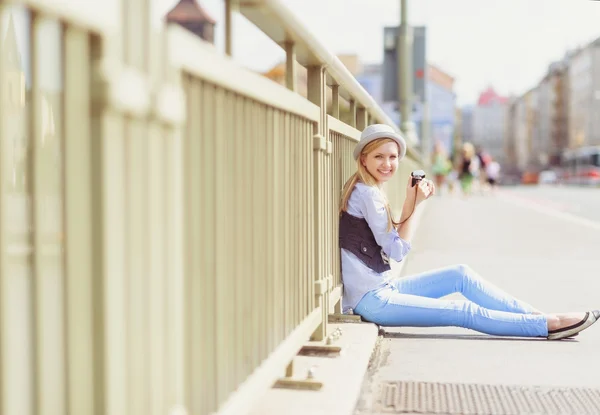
[381,331,579,343]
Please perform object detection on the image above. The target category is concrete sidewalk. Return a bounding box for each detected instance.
[250,190,600,415]
[357,191,600,414]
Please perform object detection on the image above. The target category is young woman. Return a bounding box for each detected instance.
[459,142,479,196]
[339,124,598,340]
[431,140,452,192]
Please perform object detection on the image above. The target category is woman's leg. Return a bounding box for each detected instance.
[354,287,547,337]
[392,264,540,314]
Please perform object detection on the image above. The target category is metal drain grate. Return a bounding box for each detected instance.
[377,381,600,414]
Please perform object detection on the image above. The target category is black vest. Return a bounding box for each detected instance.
[339,210,391,273]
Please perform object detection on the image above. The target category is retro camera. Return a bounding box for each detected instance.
[410,170,426,187]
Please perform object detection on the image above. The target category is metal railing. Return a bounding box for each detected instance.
[0,1,422,414]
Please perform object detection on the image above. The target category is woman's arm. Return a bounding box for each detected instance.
[397,202,423,243]
[397,178,434,243]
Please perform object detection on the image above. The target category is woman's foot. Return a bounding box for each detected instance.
[546,311,600,340]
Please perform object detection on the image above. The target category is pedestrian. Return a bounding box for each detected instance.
[431,140,452,194]
[476,145,492,192]
[485,159,501,192]
[339,124,598,340]
[458,142,479,196]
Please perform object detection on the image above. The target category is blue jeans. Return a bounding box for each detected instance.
[354,264,548,337]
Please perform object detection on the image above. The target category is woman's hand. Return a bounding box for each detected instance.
[405,175,417,200]
[405,175,435,203]
[415,179,435,204]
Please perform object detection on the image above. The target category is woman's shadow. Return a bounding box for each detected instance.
[380,329,578,342]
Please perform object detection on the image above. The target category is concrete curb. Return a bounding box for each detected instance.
[249,322,379,415]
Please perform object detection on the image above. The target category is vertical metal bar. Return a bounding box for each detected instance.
[217,87,231,402]
[292,117,304,325]
[162,67,185,414]
[277,109,285,339]
[126,120,147,415]
[63,23,95,415]
[203,84,217,413]
[264,106,274,352]
[289,115,298,330]
[283,112,291,335]
[304,120,310,316]
[241,98,252,380]
[32,12,68,415]
[300,120,305,319]
[356,107,367,131]
[185,76,201,414]
[331,85,339,118]
[29,12,43,415]
[233,95,245,385]
[259,104,268,360]
[348,100,356,128]
[0,5,35,415]
[0,6,5,414]
[284,42,297,92]
[147,92,165,415]
[225,0,233,56]
[91,40,127,415]
[307,66,326,340]
[272,109,282,348]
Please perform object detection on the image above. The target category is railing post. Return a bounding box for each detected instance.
[356,106,367,131]
[307,65,329,341]
[284,41,297,92]
[348,99,356,128]
[225,0,233,56]
[330,84,339,118]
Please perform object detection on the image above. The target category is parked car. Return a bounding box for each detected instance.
[538,170,558,184]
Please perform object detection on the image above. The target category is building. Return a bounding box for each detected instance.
[550,61,569,164]
[536,75,553,169]
[525,87,540,168]
[460,106,474,146]
[356,63,384,104]
[166,0,216,44]
[472,87,508,164]
[513,95,528,172]
[420,64,456,155]
[358,62,457,152]
[504,97,518,173]
[567,39,600,149]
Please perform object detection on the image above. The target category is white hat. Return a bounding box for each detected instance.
[353,124,407,160]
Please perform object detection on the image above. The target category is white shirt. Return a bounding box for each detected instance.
[341,183,411,312]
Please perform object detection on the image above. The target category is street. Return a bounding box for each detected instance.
[358,186,600,414]
[504,185,600,223]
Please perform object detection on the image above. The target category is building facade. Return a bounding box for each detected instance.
[514,95,529,172]
[421,65,456,156]
[357,62,457,154]
[460,106,474,147]
[551,62,569,164]
[472,87,507,164]
[536,76,553,168]
[567,40,600,149]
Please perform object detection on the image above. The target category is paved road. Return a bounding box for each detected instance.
[357,190,600,414]
[502,185,600,223]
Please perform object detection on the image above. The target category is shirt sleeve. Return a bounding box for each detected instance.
[357,186,411,262]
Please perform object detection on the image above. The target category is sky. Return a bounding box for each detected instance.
[164,0,599,105]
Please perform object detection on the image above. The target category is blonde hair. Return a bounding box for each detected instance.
[462,142,475,159]
[340,138,399,231]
